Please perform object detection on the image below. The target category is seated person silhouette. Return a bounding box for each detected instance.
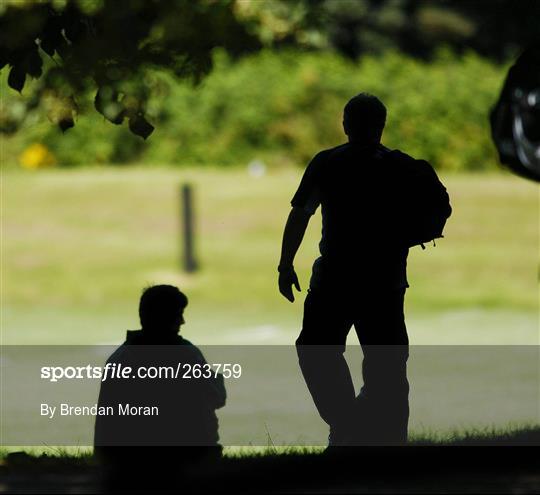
[94,285,225,476]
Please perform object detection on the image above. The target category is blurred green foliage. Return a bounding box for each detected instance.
[0,0,260,136]
[3,49,506,171]
[1,0,534,141]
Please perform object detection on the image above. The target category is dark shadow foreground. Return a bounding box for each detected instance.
[1,430,539,494]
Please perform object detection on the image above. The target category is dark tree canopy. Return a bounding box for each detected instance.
[2,0,538,138]
[0,0,261,137]
[304,0,540,61]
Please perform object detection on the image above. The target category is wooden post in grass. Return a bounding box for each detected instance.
[181,183,198,273]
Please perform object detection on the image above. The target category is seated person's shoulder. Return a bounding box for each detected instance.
[176,337,207,363]
[105,344,128,364]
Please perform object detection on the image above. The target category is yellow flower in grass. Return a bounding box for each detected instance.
[19,144,56,170]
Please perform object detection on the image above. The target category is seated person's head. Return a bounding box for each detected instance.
[139,285,188,334]
[343,93,387,144]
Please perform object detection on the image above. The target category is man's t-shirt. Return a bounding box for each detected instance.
[291,142,410,290]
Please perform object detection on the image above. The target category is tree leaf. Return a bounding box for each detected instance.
[39,34,56,57]
[128,113,154,139]
[39,17,65,57]
[0,47,8,71]
[55,37,70,60]
[25,49,43,78]
[8,66,26,93]
[0,115,19,135]
[58,116,74,132]
[109,107,125,125]
[94,87,126,124]
[64,18,85,44]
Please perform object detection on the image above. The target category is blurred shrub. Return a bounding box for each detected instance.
[3,49,506,170]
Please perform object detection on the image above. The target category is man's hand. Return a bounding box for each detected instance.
[278,266,301,302]
[278,207,310,302]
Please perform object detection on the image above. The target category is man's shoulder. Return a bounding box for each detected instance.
[314,143,415,163]
[383,146,415,162]
[385,147,435,171]
[311,143,350,163]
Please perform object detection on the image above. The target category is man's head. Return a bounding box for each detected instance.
[139,285,188,334]
[343,93,387,143]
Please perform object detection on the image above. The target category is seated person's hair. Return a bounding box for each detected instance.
[139,285,188,331]
[343,93,387,142]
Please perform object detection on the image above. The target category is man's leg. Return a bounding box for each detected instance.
[353,289,409,444]
[295,288,355,444]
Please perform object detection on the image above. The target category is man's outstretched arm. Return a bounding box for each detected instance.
[278,206,311,302]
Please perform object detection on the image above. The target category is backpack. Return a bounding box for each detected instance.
[386,150,452,249]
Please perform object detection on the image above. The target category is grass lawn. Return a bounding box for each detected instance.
[0,166,538,452]
[1,166,537,345]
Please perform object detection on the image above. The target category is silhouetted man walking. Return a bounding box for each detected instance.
[278,93,450,445]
